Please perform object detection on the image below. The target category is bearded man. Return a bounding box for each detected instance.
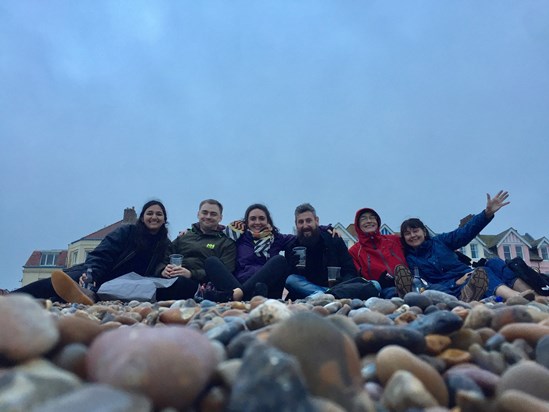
[284,203,357,299]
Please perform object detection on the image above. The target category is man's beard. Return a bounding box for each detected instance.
[297,227,321,247]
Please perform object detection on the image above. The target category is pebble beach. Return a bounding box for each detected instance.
[1,291,549,412]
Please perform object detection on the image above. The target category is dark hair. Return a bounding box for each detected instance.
[294,203,316,219]
[243,203,279,234]
[136,200,169,248]
[199,199,223,214]
[400,218,429,249]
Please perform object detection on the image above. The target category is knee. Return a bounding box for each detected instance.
[285,274,303,288]
[205,256,222,270]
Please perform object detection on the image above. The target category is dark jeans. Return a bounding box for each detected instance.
[12,265,86,301]
[156,276,199,301]
[205,255,289,300]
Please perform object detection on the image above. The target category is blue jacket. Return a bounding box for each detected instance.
[405,210,493,286]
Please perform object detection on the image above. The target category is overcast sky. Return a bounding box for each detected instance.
[1,1,548,290]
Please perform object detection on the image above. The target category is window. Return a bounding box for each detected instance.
[40,252,59,266]
[541,246,549,260]
[380,227,391,235]
[503,245,511,260]
[71,250,78,265]
[470,244,478,259]
[515,245,524,259]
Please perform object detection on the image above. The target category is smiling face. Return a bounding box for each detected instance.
[142,204,166,234]
[402,227,427,248]
[358,212,379,234]
[296,211,319,238]
[197,202,222,233]
[247,208,269,232]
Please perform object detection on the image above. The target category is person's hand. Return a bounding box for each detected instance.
[485,190,510,218]
[456,272,472,286]
[78,273,87,287]
[162,264,191,278]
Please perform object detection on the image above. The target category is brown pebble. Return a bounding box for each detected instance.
[438,348,471,367]
[425,335,452,355]
[499,322,549,346]
[394,311,418,325]
[57,315,103,346]
[376,345,448,406]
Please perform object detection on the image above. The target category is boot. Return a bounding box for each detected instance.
[51,270,96,305]
[394,265,413,298]
[460,268,488,302]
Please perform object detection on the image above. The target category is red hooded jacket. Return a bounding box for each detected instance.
[348,208,407,281]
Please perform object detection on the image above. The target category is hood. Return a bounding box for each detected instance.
[354,208,381,243]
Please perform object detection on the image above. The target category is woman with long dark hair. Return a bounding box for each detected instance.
[12,200,173,304]
[202,203,293,301]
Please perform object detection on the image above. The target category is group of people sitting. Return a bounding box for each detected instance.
[5,191,548,304]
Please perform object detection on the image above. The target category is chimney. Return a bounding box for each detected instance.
[123,207,137,224]
[459,214,474,228]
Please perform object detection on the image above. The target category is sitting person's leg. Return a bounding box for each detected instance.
[285,274,327,299]
[242,255,288,300]
[156,276,199,301]
[203,256,243,301]
[484,258,536,299]
[12,278,60,300]
[51,270,96,305]
[14,267,85,301]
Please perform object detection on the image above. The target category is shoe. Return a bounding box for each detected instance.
[506,257,549,296]
[202,282,233,303]
[253,282,268,298]
[394,265,413,298]
[193,284,205,303]
[460,268,488,303]
[0,288,9,296]
[51,270,96,305]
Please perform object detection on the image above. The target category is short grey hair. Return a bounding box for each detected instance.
[294,203,316,219]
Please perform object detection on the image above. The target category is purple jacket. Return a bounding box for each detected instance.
[234,231,295,283]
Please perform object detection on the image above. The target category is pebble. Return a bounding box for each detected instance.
[376,345,449,406]
[496,360,549,401]
[2,286,549,410]
[381,369,438,411]
[355,325,426,355]
[499,322,549,346]
[86,325,217,410]
[0,294,59,362]
[406,310,463,335]
[536,335,549,368]
[268,312,364,411]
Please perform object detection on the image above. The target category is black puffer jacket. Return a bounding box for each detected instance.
[84,224,170,285]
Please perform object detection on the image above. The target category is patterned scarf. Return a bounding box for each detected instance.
[250,227,274,258]
[224,220,274,258]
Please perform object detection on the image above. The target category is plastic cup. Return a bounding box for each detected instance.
[327,266,341,287]
[292,247,307,268]
[169,254,183,267]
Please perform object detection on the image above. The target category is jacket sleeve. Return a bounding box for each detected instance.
[84,225,133,284]
[218,238,236,273]
[437,210,493,250]
[335,237,358,281]
[152,239,171,277]
[348,244,362,273]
